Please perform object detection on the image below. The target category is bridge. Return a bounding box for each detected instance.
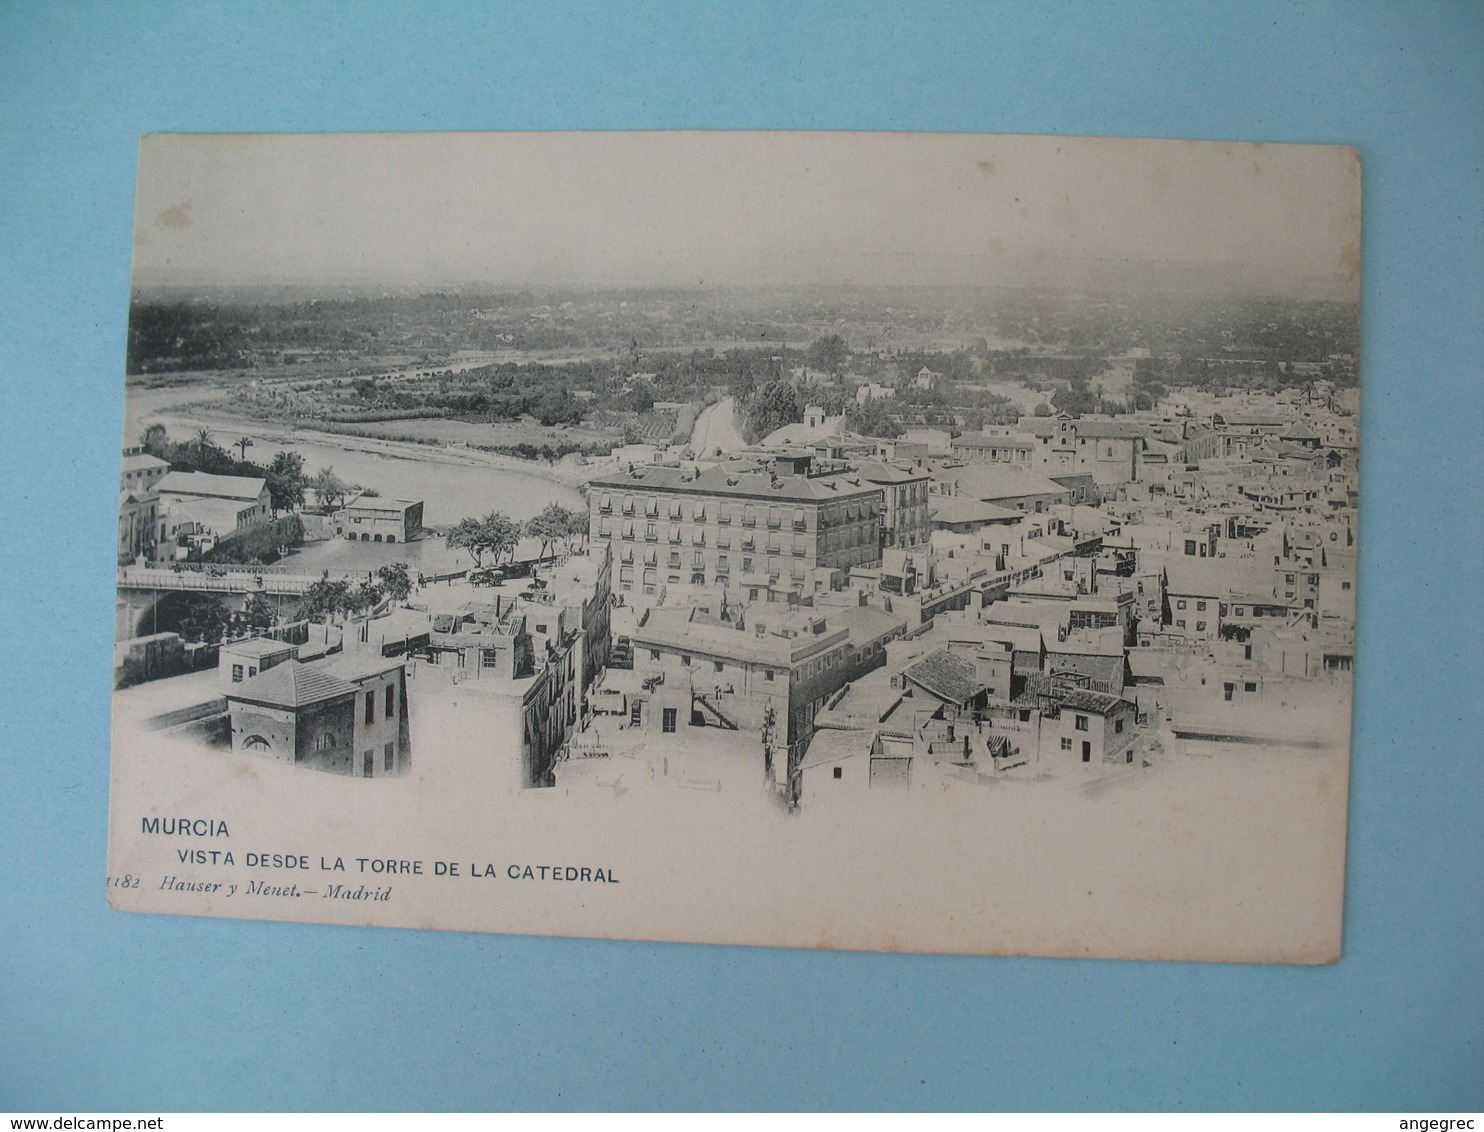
[116,564,377,639]
[118,564,371,597]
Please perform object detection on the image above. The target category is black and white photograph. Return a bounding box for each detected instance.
[108,131,1360,961]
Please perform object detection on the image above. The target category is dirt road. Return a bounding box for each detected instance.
[689,397,747,457]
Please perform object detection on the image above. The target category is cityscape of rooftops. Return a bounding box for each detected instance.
[114,133,1357,812]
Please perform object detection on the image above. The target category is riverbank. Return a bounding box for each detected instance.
[131,397,590,525]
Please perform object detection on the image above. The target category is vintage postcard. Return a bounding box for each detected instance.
[108,132,1359,961]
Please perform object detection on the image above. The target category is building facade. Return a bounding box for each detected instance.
[224,655,412,777]
[589,456,885,600]
[338,495,424,543]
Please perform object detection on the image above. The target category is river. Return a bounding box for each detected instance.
[124,384,586,527]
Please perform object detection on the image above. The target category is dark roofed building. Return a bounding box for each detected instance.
[902,648,987,707]
[224,656,410,777]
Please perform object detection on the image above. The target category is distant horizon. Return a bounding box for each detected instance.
[131,132,1361,305]
[129,269,1359,306]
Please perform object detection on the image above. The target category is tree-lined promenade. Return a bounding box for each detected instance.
[445,502,587,569]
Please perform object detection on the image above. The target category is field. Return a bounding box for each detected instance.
[318,415,621,449]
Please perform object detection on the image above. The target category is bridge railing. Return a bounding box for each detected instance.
[117,568,354,595]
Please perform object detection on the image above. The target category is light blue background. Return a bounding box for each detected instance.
[2,1,1480,1112]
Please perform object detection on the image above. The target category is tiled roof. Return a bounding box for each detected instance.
[157,471,267,500]
[902,648,985,706]
[929,496,1022,525]
[933,463,1070,503]
[1059,689,1132,714]
[1046,653,1125,690]
[589,461,883,503]
[952,432,1036,449]
[854,460,927,484]
[228,660,356,708]
[1164,557,1274,601]
[320,652,406,682]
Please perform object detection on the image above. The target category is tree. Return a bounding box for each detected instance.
[1052,385,1097,416]
[1032,401,1053,417]
[844,397,902,439]
[534,388,582,426]
[311,467,349,513]
[234,436,255,462]
[241,593,276,634]
[805,334,849,375]
[140,424,171,459]
[525,502,569,562]
[297,579,353,623]
[560,504,590,550]
[742,379,802,443]
[480,511,520,565]
[265,451,307,515]
[523,502,586,557]
[446,516,488,567]
[375,562,413,604]
[166,430,234,474]
[176,594,233,644]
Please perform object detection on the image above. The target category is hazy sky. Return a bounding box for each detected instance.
[132,131,1361,298]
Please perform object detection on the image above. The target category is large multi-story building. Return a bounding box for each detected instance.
[588,454,885,601]
[856,459,931,551]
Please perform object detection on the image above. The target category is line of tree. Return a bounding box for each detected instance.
[295,563,412,623]
[445,512,521,568]
[445,504,588,568]
[523,503,588,559]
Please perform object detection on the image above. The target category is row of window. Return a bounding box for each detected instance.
[667,649,778,681]
[596,495,882,527]
[599,520,856,553]
[617,559,808,586]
